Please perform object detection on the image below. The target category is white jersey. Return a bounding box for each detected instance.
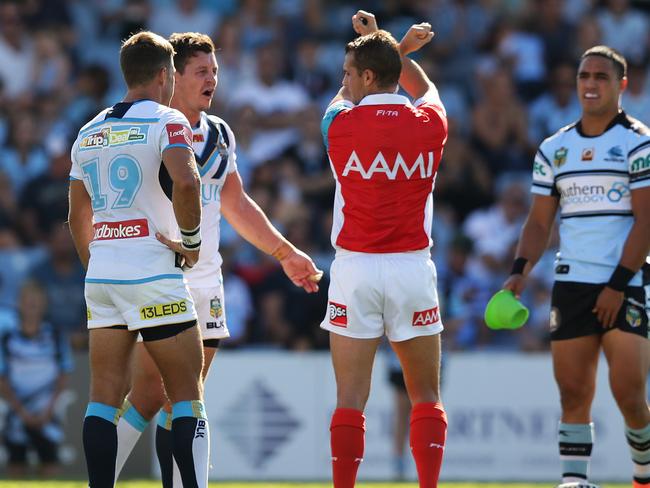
[532,111,650,285]
[70,99,194,284]
[184,112,237,288]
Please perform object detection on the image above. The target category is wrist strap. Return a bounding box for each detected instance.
[271,240,294,261]
[180,225,201,251]
[607,265,635,292]
[510,257,528,276]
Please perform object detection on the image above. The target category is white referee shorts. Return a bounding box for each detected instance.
[85,278,197,331]
[320,250,443,342]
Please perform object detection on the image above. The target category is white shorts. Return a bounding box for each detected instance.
[191,283,230,341]
[85,279,197,331]
[320,250,443,342]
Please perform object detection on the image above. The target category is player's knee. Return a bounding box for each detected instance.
[129,391,166,420]
[336,385,370,410]
[611,380,647,416]
[90,373,129,405]
[558,381,594,411]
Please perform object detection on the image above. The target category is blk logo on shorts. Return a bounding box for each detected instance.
[329,302,347,327]
[412,307,439,326]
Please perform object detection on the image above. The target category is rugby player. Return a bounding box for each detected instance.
[504,46,650,488]
[321,11,448,488]
[68,31,209,488]
[112,32,321,487]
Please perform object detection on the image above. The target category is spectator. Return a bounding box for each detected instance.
[148,0,220,39]
[597,0,649,63]
[19,136,71,244]
[622,60,650,126]
[0,280,73,477]
[0,112,49,196]
[0,2,35,101]
[29,226,86,350]
[471,69,531,173]
[229,41,311,162]
[528,62,581,145]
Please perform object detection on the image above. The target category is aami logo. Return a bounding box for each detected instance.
[412,306,439,326]
[93,219,149,240]
[329,302,347,327]
[220,379,300,469]
[342,150,435,180]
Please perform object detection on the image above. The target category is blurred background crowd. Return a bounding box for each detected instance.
[0,0,649,357]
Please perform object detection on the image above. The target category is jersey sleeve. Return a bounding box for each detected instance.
[321,100,354,149]
[221,120,238,175]
[628,138,650,190]
[69,138,83,180]
[159,109,193,156]
[414,87,446,117]
[531,144,555,196]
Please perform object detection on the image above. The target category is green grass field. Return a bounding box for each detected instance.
[0,482,631,488]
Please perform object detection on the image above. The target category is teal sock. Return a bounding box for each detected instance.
[558,422,593,483]
[626,423,650,484]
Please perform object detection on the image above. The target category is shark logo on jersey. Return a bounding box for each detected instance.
[553,147,568,167]
[605,145,625,162]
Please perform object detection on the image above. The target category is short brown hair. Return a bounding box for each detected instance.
[345,30,401,89]
[169,32,215,74]
[120,31,175,88]
[581,45,627,79]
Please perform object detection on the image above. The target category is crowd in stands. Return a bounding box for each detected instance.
[0,0,649,353]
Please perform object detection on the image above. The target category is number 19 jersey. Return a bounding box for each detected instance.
[70,99,194,283]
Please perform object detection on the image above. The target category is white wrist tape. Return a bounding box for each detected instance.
[180,224,201,251]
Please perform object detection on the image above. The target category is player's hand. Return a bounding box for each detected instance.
[502,274,526,299]
[156,232,199,271]
[352,10,378,36]
[592,286,624,328]
[399,23,434,56]
[278,248,323,294]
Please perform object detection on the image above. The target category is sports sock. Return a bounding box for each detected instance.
[171,400,210,488]
[83,402,120,488]
[626,423,650,485]
[330,408,365,488]
[558,422,593,483]
[409,402,447,488]
[115,400,149,481]
[156,411,174,488]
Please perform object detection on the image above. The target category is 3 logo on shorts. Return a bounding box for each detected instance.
[412,307,440,326]
[140,300,187,320]
[329,302,347,327]
[93,219,149,240]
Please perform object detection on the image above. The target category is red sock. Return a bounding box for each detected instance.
[410,402,447,488]
[330,408,365,488]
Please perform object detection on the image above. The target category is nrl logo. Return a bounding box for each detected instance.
[553,147,568,167]
[210,297,223,318]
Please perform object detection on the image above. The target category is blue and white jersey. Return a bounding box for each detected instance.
[184,113,237,288]
[70,100,194,283]
[0,323,73,443]
[532,112,650,285]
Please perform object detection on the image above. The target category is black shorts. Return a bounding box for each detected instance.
[5,428,59,465]
[550,281,648,341]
